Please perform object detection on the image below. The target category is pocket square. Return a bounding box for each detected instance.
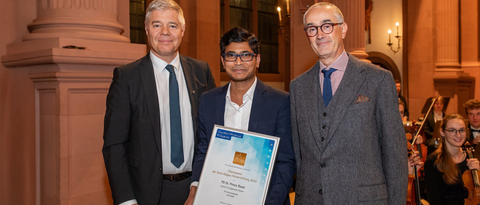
[355,95,370,104]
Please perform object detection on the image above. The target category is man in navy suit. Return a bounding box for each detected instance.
[102,0,216,204]
[185,27,296,205]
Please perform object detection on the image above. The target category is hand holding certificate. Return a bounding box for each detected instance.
[193,125,280,205]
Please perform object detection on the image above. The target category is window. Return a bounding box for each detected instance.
[130,0,146,44]
[221,0,279,74]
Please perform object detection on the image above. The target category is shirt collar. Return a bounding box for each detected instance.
[226,77,258,103]
[150,51,181,71]
[319,50,348,72]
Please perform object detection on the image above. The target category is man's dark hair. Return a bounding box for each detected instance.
[464,99,480,114]
[220,27,259,54]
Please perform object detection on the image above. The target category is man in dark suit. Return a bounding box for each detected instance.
[184,27,296,205]
[102,0,216,204]
[290,2,407,204]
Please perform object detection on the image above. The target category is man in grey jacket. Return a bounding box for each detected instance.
[290,2,407,204]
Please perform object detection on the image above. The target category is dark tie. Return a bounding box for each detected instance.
[322,68,337,107]
[165,64,184,168]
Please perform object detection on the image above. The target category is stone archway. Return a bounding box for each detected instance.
[366,51,401,82]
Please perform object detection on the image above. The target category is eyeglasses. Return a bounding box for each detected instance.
[304,23,343,37]
[444,129,466,136]
[222,53,257,62]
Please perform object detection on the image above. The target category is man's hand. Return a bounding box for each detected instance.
[184,186,198,205]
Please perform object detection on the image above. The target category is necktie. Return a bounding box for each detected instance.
[322,68,337,107]
[165,64,184,168]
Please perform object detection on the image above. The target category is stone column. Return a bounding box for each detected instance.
[435,0,460,70]
[1,0,145,204]
[332,0,369,61]
[432,0,474,116]
[24,0,129,42]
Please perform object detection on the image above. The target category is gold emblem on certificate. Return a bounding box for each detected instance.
[233,151,247,166]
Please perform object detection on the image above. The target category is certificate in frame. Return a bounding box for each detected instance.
[193,125,280,205]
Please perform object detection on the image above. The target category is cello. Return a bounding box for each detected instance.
[463,142,480,205]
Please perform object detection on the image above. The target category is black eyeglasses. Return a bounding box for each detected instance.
[222,53,257,62]
[444,129,466,136]
[304,23,343,37]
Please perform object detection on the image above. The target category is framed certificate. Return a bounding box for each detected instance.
[193,125,280,205]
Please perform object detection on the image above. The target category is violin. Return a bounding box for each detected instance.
[462,142,480,205]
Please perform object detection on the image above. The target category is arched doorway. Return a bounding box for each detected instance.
[366,51,401,82]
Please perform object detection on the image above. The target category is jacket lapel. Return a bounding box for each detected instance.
[138,54,162,152]
[323,56,367,146]
[248,80,267,131]
[215,84,228,126]
[179,55,198,119]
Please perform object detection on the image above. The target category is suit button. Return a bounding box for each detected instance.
[322,125,326,129]
[319,189,323,195]
[323,112,327,116]
[159,167,162,172]
[321,137,324,141]
[321,163,326,168]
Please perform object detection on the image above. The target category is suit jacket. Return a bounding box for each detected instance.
[102,54,216,205]
[290,54,408,205]
[192,80,296,205]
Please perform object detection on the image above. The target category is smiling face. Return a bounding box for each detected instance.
[304,6,347,65]
[145,9,185,63]
[441,118,467,149]
[467,108,480,128]
[221,42,259,84]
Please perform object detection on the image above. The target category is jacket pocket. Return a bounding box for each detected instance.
[357,183,388,202]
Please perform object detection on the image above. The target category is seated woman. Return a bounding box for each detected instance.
[424,114,480,205]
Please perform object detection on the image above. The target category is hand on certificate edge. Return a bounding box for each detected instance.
[184,186,197,205]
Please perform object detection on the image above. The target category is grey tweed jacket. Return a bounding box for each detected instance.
[290,54,408,205]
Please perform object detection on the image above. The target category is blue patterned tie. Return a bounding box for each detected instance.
[322,68,337,107]
[165,64,184,168]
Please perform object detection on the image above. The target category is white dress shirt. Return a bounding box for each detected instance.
[151,51,194,174]
[224,77,257,130]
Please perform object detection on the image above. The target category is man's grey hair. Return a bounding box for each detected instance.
[145,0,185,27]
[303,2,344,26]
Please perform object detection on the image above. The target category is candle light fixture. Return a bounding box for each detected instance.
[387,22,402,54]
[277,7,283,28]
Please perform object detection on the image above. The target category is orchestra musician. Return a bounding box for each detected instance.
[424,114,480,205]
[423,96,446,156]
[464,99,480,159]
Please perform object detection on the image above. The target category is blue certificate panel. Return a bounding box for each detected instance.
[194,125,279,205]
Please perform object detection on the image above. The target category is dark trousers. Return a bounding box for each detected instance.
[159,176,191,205]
